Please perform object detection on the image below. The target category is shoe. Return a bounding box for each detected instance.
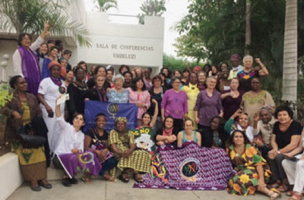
[39,182,52,189]
[70,177,78,184]
[62,178,71,187]
[30,185,42,192]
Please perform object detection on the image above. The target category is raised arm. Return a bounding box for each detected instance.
[149,99,158,127]
[255,58,269,76]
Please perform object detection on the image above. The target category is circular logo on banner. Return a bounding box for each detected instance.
[179,158,200,181]
[107,103,119,118]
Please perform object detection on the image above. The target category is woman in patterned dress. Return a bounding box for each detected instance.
[2,76,52,191]
[109,117,151,183]
[226,130,280,199]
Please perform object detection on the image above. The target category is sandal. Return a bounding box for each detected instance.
[290,193,302,200]
[277,183,289,192]
[287,190,294,196]
[268,188,281,200]
[118,172,129,183]
[81,177,91,184]
[270,180,281,188]
[103,174,116,182]
[134,173,144,183]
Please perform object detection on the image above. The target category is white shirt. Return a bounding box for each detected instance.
[54,117,84,155]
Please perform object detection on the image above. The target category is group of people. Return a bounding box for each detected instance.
[2,23,304,200]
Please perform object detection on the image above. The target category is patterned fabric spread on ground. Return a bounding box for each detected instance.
[58,149,102,179]
[134,142,235,190]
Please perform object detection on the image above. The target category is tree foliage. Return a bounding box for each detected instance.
[138,0,166,24]
[96,0,117,12]
[175,0,304,99]
[0,0,91,46]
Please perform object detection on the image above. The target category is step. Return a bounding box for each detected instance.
[0,153,23,200]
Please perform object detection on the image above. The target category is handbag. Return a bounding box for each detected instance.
[16,123,46,148]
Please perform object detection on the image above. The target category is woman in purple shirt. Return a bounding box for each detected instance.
[194,76,223,130]
[161,77,188,132]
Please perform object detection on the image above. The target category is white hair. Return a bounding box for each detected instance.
[243,55,253,63]
[113,74,124,83]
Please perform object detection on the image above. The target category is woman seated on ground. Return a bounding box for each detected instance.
[84,113,118,182]
[2,76,52,191]
[201,116,229,149]
[226,130,280,199]
[137,99,158,129]
[109,117,151,183]
[53,100,101,187]
[177,118,202,147]
[224,109,254,143]
[282,132,304,200]
[155,116,178,146]
[268,106,302,192]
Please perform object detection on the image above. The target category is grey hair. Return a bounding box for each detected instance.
[243,55,253,63]
[206,76,217,84]
[113,74,125,83]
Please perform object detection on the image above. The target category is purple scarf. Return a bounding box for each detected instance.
[18,46,41,95]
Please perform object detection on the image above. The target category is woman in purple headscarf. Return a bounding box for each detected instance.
[12,22,50,95]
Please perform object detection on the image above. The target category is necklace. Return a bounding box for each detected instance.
[279,120,292,132]
[50,76,65,94]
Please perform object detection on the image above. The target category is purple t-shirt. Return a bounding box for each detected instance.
[194,90,223,126]
[161,89,188,119]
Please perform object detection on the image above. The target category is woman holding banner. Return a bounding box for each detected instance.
[107,75,129,103]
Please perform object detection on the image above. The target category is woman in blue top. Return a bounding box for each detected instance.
[177,118,201,147]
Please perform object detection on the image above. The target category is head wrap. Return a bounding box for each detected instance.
[48,61,66,78]
[193,66,202,72]
[115,117,128,124]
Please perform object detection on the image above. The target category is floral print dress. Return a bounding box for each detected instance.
[226,144,271,196]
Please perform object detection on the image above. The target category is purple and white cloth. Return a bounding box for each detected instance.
[58,150,102,178]
[134,142,235,190]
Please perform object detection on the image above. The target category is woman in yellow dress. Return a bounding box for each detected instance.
[182,73,200,130]
[109,117,151,183]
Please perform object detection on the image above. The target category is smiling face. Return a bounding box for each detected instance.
[243,57,253,69]
[260,110,272,124]
[20,34,32,48]
[251,78,261,91]
[73,114,85,128]
[124,73,132,83]
[172,79,181,90]
[189,73,198,85]
[238,113,249,128]
[114,78,123,90]
[15,77,28,92]
[97,67,106,77]
[198,72,206,83]
[96,116,106,129]
[210,117,220,131]
[65,71,74,83]
[142,113,151,125]
[136,79,144,90]
[75,68,85,81]
[116,121,126,132]
[164,118,174,129]
[153,78,162,87]
[277,110,292,125]
[230,78,239,90]
[50,48,59,58]
[40,43,48,54]
[184,120,193,132]
[106,71,113,82]
[233,131,244,146]
[50,65,61,78]
[206,77,217,89]
[96,76,105,88]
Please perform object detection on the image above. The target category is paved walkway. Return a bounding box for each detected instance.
[7,179,278,200]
